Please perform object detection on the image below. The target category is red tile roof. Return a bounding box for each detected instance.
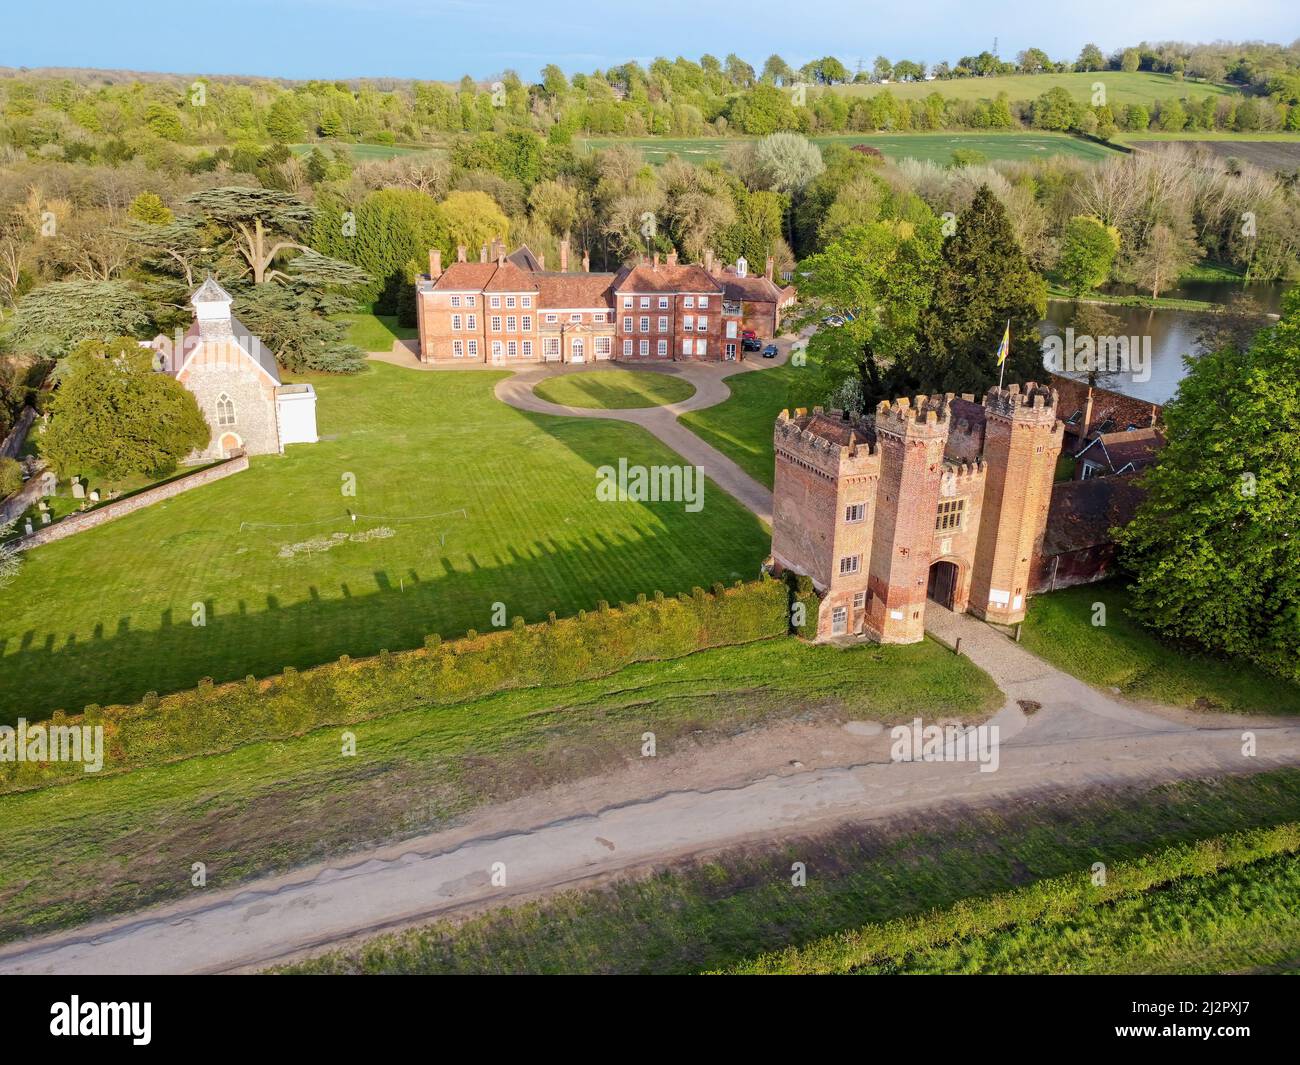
[534,272,617,308]
[613,262,724,295]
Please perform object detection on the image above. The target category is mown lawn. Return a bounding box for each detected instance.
[336,310,417,352]
[533,369,696,409]
[0,636,997,941]
[277,769,1300,974]
[679,359,825,488]
[1022,581,1300,714]
[0,362,771,719]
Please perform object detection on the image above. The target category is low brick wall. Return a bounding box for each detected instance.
[10,454,248,553]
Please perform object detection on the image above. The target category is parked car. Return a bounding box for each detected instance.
[761,344,778,359]
[741,337,762,352]
[822,314,845,327]
[740,328,758,341]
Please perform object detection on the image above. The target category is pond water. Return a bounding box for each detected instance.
[1040,282,1293,406]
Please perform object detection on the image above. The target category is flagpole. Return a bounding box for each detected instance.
[997,319,1009,390]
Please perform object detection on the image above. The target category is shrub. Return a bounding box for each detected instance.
[1,578,789,793]
[0,457,22,499]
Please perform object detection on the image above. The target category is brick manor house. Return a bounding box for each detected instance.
[771,383,1065,643]
[415,239,796,364]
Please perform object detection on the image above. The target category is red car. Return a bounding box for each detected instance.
[741,329,758,341]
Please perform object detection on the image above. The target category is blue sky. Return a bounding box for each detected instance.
[3,0,1296,81]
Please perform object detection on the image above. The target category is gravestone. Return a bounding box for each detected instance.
[38,470,56,497]
[89,489,100,503]
[23,520,32,535]
[41,511,51,524]
[71,478,85,500]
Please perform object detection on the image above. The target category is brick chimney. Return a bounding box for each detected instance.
[480,245,488,263]
[582,249,590,272]
[537,252,546,270]
[666,249,678,267]
[429,248,442,279]
[652,251,660,269]
[457,245,467,263]
[559,235,570,273]
[765,255,774,282]
[703,248,714,274]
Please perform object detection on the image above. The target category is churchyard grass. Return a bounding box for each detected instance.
[0,635,997,941]
[1021,582,1300,714]
[532,369,696,409]
[276,769,1300,974]
[0,362,770,720]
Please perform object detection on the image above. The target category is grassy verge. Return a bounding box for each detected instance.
[0,635,996,942]
[1046,283,1217,311]
[532,369,696,409]
[274,769,1300,974]
[726,822,1300,974]
[680,359,824,489]
[1021,581,1300,714]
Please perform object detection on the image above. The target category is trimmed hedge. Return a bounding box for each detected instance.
[1,578,789,794]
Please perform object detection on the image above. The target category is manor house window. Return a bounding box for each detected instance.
[845,503,865,523]
[936,498,965,531]
[839,555,860,575]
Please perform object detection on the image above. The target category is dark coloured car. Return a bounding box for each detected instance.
[761,344,778,359]
[741,337,761,352]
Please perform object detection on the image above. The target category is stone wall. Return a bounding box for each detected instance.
[1049,373,1162,441]
[10,454,248,553]
[1,406,36,460]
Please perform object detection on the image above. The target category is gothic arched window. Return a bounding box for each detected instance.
[215,393,236,427]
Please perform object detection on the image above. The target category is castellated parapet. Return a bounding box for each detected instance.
[770,383,1064,644]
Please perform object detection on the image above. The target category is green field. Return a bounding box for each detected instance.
[0,635,997,941]
[279,769,1300,975]
[679,358,824,489]
[533,369,696,409]
[836,71,1237,107]
[579,131,1117,166]
[1022,582,1300,714]
[0,362,770,719]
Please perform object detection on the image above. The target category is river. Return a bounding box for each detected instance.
[1041,282,1293,406]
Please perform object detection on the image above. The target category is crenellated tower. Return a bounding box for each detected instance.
[967,382,1063,625]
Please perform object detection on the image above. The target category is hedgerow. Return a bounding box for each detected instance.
[1,577,789,793]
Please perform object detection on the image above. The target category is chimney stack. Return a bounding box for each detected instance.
[582,249,590,272]
[480,245,488,263]
[559,234,570,273]
[666,249,678,267]
[429,248,442,279]
[652,251,659,269]
[765,255,774,282]
[703,248,714,274]
[457,245,467,263]
[537,252,546,271]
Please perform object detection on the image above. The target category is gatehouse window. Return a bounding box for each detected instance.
[216,393,236,426]
[845,503,865,523]
[839,555,860,576]
[936,498,965,531]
